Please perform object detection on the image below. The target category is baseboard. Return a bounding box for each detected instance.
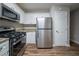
[26,43,36,45]
[53,44,70,47]
[71,40,79,44]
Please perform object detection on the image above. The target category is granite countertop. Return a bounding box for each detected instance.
[0,38,9,44]
[0,28,15,32]
[15,24,36,32]
[15,27,36,32]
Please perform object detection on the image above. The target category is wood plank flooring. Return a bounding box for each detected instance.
[23,42,79,56]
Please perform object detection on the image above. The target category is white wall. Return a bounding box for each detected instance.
[70,10,79,44]
[50,6,70,47]
[4,3,25,24]
[23,12,50,24]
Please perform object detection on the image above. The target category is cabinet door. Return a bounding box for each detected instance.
[0,41,9,56]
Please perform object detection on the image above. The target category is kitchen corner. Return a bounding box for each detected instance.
[0,17,36,56]
[0,3,27,56]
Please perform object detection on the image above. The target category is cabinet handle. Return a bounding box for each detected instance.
[0,47,2,51]
[7,51,9,54]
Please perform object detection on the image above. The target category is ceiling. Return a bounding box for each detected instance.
[17,3,79,12]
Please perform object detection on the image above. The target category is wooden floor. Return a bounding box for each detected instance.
[23,42,79,56]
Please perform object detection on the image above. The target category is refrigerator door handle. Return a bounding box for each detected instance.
[37,32,39,39]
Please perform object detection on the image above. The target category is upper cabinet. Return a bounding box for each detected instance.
[3,3,25,24]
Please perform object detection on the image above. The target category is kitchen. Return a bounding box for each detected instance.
[0,3,79,56]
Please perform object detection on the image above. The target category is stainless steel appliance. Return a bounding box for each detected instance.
[0,28,26,56]
[0,3,20,22]
[11,32,26,56]
[36,17,52,48]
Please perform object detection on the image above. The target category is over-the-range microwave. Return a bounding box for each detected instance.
[0,3,20,22]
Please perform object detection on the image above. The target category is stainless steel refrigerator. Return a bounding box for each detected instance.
[36,17,52,48]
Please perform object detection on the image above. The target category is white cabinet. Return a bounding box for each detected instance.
[0,39,9,56]
[26,32,35,43]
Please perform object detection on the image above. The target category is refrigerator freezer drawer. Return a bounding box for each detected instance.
[36,30,52,48]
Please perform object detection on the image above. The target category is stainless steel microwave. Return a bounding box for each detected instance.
[0,3,20,22]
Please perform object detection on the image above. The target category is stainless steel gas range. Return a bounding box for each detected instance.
[0,27,26,56]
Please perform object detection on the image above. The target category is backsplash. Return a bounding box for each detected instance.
[0,19,23,28]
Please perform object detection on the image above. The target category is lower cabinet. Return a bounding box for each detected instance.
[0,39,9,56]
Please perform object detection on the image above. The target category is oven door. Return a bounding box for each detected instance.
[12,36,26,56]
